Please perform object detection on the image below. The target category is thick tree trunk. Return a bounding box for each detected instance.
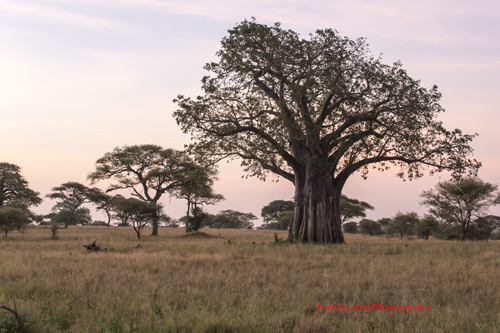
[461,225,467,240]
[289,167,345,244]
[151,216,158,236]
[151,218,159,235]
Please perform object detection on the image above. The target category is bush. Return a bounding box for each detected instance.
[415,216,439,240]
[359,219,382,236]
[90,221,107,226]
[343,222,358,234]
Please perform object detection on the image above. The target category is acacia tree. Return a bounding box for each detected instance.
[340,195,374,224]
[204,210,257,229]
[469,215,500,240]
[88,145,193,235]
[421,177,500,240]
[415,216,439,240]
[48,207,93,226]
[377,218,392,234]
[111,197,156,240]
[47,182,102,228]
[91,193,142,227]
[109,194,130,226]
[0,207,29,237]
[260,195,372,230]
[174,20,479,244]
[0,162,42,209]
[174,163,224,232]
[359,219,382,236]
[260,200,294,230]
[92,193,114,227]
[343,222,358,234]
[391,211,419,240]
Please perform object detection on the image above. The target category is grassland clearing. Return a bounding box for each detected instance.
[1,227,500,332]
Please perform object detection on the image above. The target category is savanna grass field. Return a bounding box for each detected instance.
[1,226,500,332]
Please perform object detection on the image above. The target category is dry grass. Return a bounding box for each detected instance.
[1,227,500,332]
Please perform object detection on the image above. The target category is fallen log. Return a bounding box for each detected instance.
[83,240,101,252]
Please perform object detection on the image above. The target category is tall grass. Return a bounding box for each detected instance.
[1,227,499,332]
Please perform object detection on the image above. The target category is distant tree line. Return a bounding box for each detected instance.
[342,177,500,241]
[1,156,498,242]
[0,144,226,240]
[180,209,257,231]
[258,195,373,231]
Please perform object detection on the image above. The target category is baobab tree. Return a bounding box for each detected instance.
[174,19,479,243]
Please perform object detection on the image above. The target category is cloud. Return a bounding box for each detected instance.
[41,0,500,51]
[409,60,500,73]
[0,2,137,32]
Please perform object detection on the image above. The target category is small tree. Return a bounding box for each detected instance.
[163,218,180,228]
[343,222,358,234]
[92,192,114,227]
[359,219,382,236]
[466,215,500,240]
[174,163,224,233]
[415,216,439,240]
[179,207,208,232]
[0,207,29,237]
[391,211,419,240]
[50,207,93,226]
[186,206,211,232]
[204,210,257,229]
[91,220,108,226]
[32,214,44,225]
[259,210,294,230]
[112,197,156,240]
[377,218,392,234]
[49,219,60,240]
[129,201,157,240]
[260,200,294,230]
[47,208,93,239]
[46,182,102,228]
[421,177,500,240]
[277,210,294,230]
[110,195,131,226]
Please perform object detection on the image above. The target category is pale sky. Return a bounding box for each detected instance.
[1,0,499,225]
